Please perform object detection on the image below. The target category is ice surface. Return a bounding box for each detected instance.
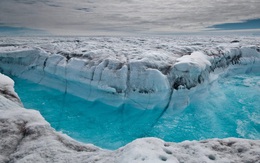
[0,36,259,109]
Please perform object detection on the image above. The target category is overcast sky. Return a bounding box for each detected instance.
[0,0,259,35]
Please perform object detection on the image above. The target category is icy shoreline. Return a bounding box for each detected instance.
[0,74,259,162]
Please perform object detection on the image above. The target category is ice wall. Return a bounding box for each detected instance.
[0,37,259,109]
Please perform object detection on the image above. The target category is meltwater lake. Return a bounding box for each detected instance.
[12,66,260,150]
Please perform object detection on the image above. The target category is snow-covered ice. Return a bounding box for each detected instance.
[0,36,260,162]
[0,73,21,105]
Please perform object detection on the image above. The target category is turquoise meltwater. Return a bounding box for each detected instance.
[12,66,260,150]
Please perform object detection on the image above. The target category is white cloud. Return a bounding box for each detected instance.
[0,0,259,35]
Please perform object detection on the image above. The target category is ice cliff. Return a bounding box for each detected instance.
[0,37,259,109]
[0,73,260,162]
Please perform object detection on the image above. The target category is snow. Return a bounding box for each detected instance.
[172,51,212,89]
[174,51,211,72]
[115,138,260,163]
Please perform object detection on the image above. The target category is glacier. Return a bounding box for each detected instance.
[0,36,259,109]
[0,73,260,162]
[0,36,260,162]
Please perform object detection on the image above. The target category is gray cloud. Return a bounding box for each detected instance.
[0,0,259,35]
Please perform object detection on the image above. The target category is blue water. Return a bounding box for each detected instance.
[12,67,260,150]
